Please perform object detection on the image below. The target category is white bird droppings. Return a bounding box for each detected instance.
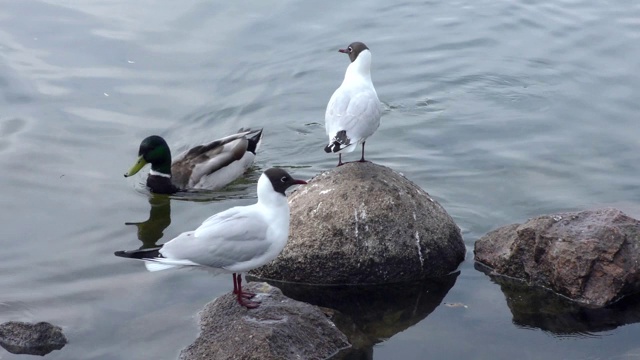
[243,315,288,325]
[415,231,424,267]
[359,205,367,220]
[313,202,322,214]
[354,209,359,239]
[359,205,368,231]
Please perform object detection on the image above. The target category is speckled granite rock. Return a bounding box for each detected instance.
[251,162,465,284]
[0,321,67,356]
[180,282,350,360]
[475,208,640,307]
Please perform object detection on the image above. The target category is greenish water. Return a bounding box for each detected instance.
[1,0,640,359]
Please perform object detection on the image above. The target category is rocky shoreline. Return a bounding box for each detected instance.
[6,167,640,359]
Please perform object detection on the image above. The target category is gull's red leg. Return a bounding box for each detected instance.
[235,274,260,309]
[237,274,255,299]
[232,273,238,294]
[358,142,367,162]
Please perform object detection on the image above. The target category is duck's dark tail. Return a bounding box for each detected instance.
[324,130,350,153]
[245,128,264,154]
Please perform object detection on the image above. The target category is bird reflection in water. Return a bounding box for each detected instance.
[125,194,171,249]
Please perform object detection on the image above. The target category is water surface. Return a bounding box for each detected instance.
[1,0,640,359]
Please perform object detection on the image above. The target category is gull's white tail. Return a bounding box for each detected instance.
[144,262,177,272]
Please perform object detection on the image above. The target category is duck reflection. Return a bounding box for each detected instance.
[125,195,171,249]
[475,262,640,336]
[256,273,459,359]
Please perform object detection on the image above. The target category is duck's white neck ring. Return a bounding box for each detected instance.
[149,169,171,178]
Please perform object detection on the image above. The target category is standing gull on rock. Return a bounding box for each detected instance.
[124,128,263,194]
[324,41,382,166]
[115,168,306,308]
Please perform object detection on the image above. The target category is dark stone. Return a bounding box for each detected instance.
[474,208,640,307]
[251,162,465,284]
[179,282,350,360]
[0,321,67,356]
[259,273,459,359]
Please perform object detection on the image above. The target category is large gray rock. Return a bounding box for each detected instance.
[180,282,350,360]
[251,162,465,284]
[0,321,67,356]
[474,208,640,307]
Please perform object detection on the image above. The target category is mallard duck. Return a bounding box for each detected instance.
[124,128,263,194]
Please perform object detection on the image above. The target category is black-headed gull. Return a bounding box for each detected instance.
[324,41,382,166]
[115,168,307,308]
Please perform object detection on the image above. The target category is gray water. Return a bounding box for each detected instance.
[1,0,640,359]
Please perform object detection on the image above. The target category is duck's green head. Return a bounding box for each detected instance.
[124,135,172,177]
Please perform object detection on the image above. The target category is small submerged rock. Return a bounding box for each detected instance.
[251,162,465,284]
[180,282,350,360]
[474,208,640,307]
[0,321,67,356]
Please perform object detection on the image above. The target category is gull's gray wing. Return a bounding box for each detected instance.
[159,207,271,269]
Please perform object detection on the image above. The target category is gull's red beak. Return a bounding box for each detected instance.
[293,179,308,185]
[338,48,348,53]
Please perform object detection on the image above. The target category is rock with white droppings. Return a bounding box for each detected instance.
[251,162,465,284]
[180,282,350,360]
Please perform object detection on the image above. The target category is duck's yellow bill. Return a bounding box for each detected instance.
[124,156,147,177]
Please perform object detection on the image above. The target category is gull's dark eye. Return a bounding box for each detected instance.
[280,176,288,183]
[347,46,353,52]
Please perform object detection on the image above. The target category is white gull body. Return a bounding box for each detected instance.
[114,168,306,308]
[325,44,382,162]
[145,173,293,273]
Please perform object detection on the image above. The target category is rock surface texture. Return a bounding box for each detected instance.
[0,321,67,356]
[475,208,640,307]
[251,162,465,284]
[180,282,350,360]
